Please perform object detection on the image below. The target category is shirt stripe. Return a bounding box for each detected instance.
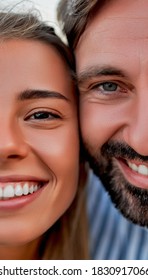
[87,170,148,259]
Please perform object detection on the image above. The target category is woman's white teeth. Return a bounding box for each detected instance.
[0,183,40,199]
[23,183,29,195]
[128,162,148,175]
[3,185,14,198]
[15,184,23,196]
[29,185,34,194]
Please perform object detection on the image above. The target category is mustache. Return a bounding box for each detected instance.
[101,141,148,162]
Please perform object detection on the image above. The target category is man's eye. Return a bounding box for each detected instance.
[84,80,130,101]
[100,82,118,92]
[93,81,119,93]
[89,80,128,98]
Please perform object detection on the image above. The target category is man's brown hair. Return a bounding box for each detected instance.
[57,0,108,49]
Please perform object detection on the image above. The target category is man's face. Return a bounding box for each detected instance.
[76,0,148,226]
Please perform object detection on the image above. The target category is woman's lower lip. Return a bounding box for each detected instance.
[0,184,47,211]
[116,158,148,190]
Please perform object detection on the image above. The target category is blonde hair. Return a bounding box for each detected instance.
[0,10,75,75]
[43,164,88,259]
[0,10,89,259]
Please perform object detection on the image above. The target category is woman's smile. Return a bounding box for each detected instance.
[0,176,48,199]
[0,176,49,211]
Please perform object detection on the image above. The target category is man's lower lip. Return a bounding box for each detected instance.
[0,184,46,211]
[116,158,148,190]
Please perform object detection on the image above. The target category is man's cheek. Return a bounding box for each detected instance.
[80,103,113,148]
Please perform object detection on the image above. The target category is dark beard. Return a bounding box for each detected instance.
[84,140,148,227]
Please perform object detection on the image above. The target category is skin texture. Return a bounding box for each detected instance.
[76,0,148,226]
[0,39,79,259]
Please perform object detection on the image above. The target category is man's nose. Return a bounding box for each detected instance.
[0,121,29,163]
[123,97,148,156]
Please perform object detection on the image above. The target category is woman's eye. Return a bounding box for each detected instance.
[25,111,60,121]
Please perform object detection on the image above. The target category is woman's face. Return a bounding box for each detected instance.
[0,39,79,246]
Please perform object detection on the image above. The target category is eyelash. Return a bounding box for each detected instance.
[24,110,61,121]
[89,81,128,97]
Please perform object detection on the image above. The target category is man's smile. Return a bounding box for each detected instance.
[127,161,148,176]
[116,158,148,190]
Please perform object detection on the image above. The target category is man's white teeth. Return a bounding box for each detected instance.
[128,162,148,176]
[0,183,40,199]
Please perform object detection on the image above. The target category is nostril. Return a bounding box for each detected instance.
[7,155,20,159]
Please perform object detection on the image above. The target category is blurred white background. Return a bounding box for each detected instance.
[1,0,60,32]
[26,0,60,28]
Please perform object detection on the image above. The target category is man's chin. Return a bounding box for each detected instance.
[86,149,148,228]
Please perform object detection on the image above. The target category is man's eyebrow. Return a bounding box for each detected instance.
[78,66,129,84]
[17,89,70,102]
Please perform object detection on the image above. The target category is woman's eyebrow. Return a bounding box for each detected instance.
[77,66,129,85]
[17,89,70,102]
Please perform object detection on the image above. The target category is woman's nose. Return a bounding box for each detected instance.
[0,121,29,163]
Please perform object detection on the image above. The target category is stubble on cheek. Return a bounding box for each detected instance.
[84,140,148,227]
[108,162,148,226]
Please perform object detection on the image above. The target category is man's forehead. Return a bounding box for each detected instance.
[76,0,148,50]
[88,0,148,23]
[76,0,148,73]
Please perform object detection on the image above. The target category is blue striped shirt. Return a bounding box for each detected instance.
[87,170,148,259]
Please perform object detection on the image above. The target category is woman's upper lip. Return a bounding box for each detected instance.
[0,175,48,183]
